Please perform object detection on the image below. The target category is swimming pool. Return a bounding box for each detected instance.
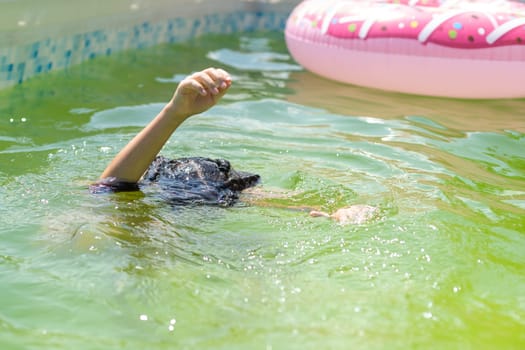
[1,1,524,350]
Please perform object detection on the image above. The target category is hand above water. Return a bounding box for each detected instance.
[166,67,232,120]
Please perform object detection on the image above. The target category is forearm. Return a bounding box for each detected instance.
[99,102,188,183]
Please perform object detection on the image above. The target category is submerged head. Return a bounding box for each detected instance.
[141,156,260,206]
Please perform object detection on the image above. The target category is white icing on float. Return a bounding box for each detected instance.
[285,0,525,98]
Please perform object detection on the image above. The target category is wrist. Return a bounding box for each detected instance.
[163,100,190,124]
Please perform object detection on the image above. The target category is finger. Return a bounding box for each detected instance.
[216,69,233,89]
[200,68,232,92]
[179,77,207,96]
[309,210,330,218]
[216,69,232,89]
[191,70,220,95]
[204,67,232,89]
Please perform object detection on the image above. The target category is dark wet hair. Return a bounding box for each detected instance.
[92,156,260,206]
[124,155,259,206]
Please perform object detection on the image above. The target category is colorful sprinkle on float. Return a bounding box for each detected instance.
[285,0,525,98]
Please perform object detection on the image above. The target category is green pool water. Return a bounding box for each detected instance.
[0,32,524,350]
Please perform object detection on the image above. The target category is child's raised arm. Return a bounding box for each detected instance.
[98,68,232,184]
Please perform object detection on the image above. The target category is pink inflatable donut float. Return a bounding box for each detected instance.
[285,0,525,98]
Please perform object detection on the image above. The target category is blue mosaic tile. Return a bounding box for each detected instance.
[0,11,289,89]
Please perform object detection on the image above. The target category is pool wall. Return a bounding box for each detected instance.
[0,0,300,89]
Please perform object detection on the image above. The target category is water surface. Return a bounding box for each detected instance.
[0,32,524,350]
